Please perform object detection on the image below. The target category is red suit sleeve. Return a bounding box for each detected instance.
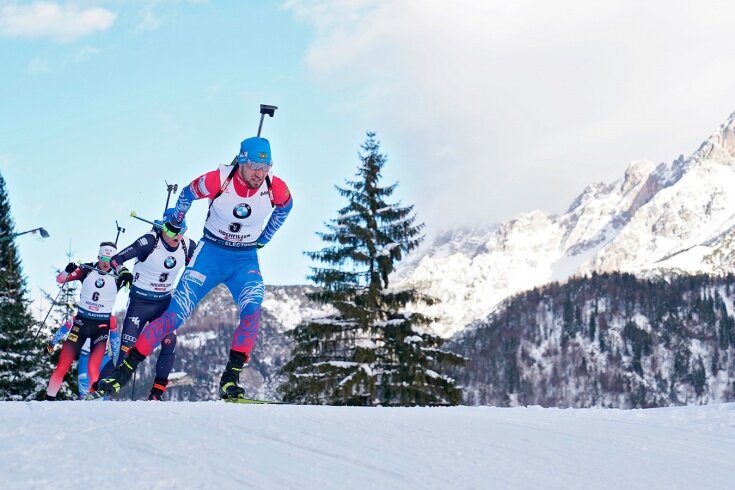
[270,176,292,207]
[190,169,224,199]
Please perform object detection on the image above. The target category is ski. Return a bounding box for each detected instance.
[223,397,289,405]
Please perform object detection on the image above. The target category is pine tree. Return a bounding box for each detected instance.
[281,132,464,406]
[0,172,52,400]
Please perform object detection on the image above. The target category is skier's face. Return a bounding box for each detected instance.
[240,164,269,189]
[98,259,111,272]
[162,231,181,248]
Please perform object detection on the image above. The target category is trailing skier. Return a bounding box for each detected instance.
[93,132,292,401]
[95,210,197,400]
[44,242,129,400]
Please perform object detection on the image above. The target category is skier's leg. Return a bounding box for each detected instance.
[46,335,84,398]
[219,252,264,399]
[226,254,264,359]
[99,303,142,380]
[86,326,110,388]
[150,332,176,400]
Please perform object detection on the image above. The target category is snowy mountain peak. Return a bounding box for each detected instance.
[397,111,735,337]
[691,110,735,164]
[621,159,655,194]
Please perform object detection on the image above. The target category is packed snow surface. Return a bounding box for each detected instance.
[1,402,735,489]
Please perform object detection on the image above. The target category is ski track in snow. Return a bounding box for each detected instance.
[1,402,735,489]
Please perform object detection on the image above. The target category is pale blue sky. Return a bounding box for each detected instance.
[2,1,735,314]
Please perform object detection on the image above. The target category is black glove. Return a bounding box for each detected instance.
[117,266,133,288]
[43,343,54,355]
[64,262,77,273]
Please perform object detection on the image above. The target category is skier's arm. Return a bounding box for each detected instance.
[171,169,222,222]
[257,177,293,246]
[110,233,157,271]
[56,263,90,284]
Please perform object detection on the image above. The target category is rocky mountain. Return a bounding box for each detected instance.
[396,111,735,337]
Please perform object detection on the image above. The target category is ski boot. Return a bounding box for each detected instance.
[85,348,146,400]
[219,350,248,400]
[148,377,169,401]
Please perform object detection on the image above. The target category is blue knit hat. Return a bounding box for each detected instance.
[237,137,272,165]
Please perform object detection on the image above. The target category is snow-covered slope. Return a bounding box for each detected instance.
[398,112,735,337]
[2,402,734,489]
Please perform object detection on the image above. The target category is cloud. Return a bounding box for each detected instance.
[135,0,208,32]
[286,0,735,230]
[75,45,100,62]
[136,2,162,31]
[0,1,116,42]
[27,56,50,72]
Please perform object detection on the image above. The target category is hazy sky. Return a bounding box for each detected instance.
[2,0,735,314]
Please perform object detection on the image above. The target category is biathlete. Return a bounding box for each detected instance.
[96,211,197,400]
[44,242,127,400]
[93,136,292,400]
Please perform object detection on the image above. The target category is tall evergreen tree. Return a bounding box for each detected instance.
[0,172,51,400]
[281,132,464,406]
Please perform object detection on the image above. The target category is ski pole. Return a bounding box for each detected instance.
[130,372,137,401]
[30,274,71,343]
[257,104,278,137]
[129,211,162,229]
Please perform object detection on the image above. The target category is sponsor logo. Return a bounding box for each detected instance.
[138,237,148,246]
[164,256,177,269]
[121,345,130,353]
[216,229,251,240]
[129,317,140,327]
[71,326,80,332]
[259,151,268,160]
[260,191,269,196]
[184,270,206,286]
[122,334,137,342]
[95,278,105,288]
[88,305,99,311]
[233,203,252,219]
[67,333,78,342]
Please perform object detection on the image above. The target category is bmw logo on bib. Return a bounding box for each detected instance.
[233,203,252,219]
[164,256,177,269]
[95,278,105,288]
